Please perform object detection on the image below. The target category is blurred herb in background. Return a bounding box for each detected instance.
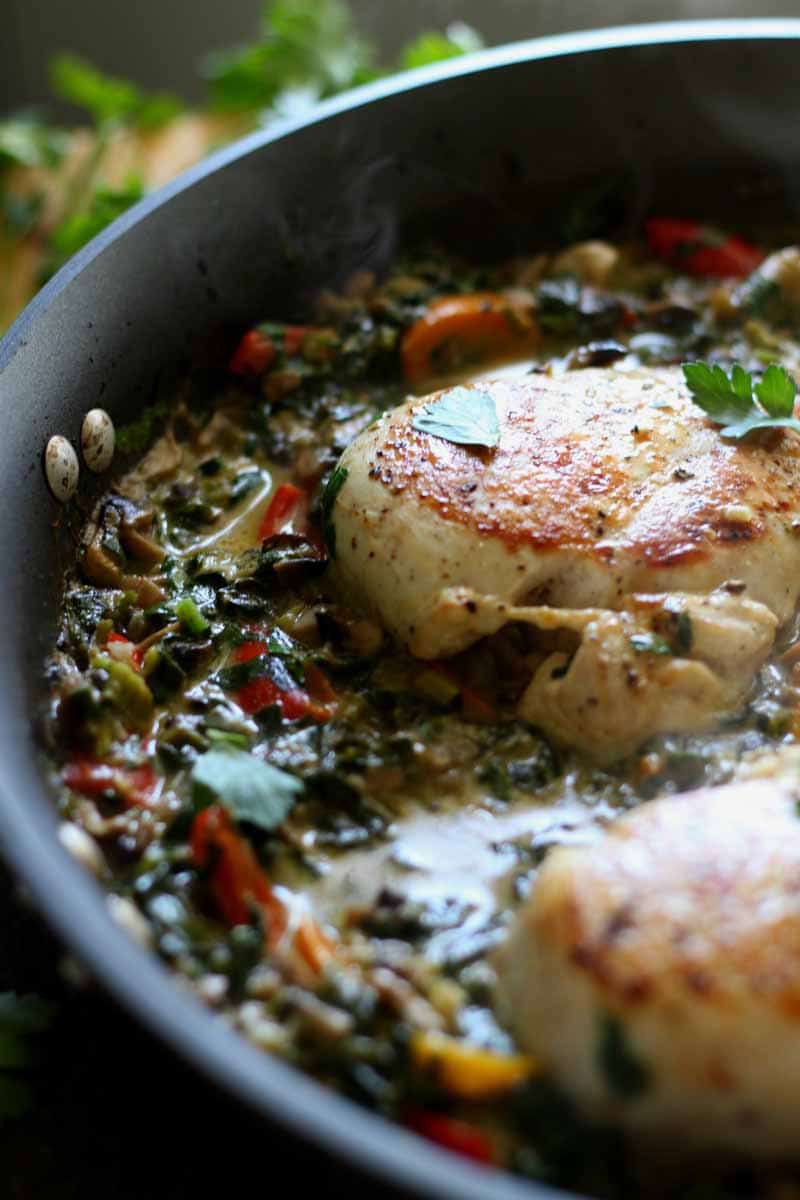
[0,0,484,328]
[51,54,185,130]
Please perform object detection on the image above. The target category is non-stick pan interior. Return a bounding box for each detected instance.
[2,21,800,1200]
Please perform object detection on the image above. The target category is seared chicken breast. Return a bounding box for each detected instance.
[333,366,800,759]
[494,771,800,1157]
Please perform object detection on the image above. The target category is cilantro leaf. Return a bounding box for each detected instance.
[50,54,183,129]
[203,0,375,114]
[412,386,500,448]
[191,747,302,831]
[682,360,800,440]
[400,23,484,70]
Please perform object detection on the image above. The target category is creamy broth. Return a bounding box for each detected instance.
[43,229,800,1196]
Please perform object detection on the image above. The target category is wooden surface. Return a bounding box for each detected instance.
[0,113,245,334]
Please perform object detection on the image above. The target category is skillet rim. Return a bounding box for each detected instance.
[3,19,800,1200]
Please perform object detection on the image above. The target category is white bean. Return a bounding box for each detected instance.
[80,408,115,473]
[107,894,153,948]
[58,821,105,877]
[44,435,79,502]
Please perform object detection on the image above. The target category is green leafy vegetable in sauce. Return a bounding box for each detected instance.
[176,596,211,635]
[682,360,800,439]
[320,464,348,559]
[412,386,500,449]
[597,1013,651,1099]
[191,747,303,832]
[629,633,674,656]
[115,398,170,455]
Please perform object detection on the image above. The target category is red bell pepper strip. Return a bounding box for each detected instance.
[294,918,336,974]
[232,640,270,665]
[229,329,277,376]
[235,676,313,720]
[62,759,161,808]
[282,325,308,357]
[190,804,287,946]
[645,218,762,278]
[405,1111,494,1165]
[303,662,338,706]
[401,292,538,386]
[257,482,309,541]
[229,640,334,722]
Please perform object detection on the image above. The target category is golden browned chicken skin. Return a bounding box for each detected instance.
[494,768,800,1156]
[333,366,800,759]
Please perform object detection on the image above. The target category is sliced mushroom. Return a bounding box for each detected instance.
[81,494,166,605]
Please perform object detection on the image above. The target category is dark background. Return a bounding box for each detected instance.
[2,2,800,1197]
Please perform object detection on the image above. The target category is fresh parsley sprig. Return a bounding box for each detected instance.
[682,360,800,439]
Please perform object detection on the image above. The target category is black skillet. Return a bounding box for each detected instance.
[2,20,800,1200]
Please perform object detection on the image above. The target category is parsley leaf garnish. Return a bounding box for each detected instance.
[192,747,303,832]
[682,360,800,439]
[412,386,500,449]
